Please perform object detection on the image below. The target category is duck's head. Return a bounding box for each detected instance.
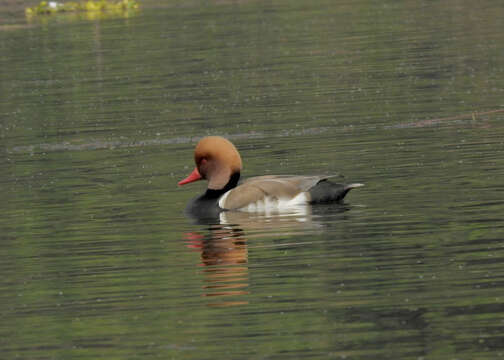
[178,136,242,190]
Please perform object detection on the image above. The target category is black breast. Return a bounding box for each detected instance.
[184,193,223,223]
[183,172,241,224]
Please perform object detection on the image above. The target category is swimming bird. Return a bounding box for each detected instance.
[178,136,363,220]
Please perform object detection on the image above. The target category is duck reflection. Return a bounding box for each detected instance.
[184,203,352,307]
[184,224,249,307]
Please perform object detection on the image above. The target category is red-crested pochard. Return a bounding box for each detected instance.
[179,136,363,219]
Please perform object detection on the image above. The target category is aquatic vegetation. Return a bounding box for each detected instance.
[25,0,139,16]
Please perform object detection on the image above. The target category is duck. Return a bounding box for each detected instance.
[178,136,363,220]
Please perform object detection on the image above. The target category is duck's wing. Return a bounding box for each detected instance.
[244,175,325,192]
[219,175,326,210]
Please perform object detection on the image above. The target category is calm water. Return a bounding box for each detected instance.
[1,1,504,359]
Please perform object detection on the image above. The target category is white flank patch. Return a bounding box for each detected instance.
[219,190,310,216]
[238,192,309,215]
[218,190,231,209]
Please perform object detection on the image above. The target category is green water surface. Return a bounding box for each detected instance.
[1,1,504,359]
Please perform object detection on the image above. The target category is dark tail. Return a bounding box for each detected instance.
[308,180,364,203]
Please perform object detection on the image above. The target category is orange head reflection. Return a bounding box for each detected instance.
[184,225,249,307]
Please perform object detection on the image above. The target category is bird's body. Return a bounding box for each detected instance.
[178,136,362,221]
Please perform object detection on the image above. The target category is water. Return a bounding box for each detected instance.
[1,1,504,359]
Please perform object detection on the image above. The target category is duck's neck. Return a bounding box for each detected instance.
[204,172,240,199]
